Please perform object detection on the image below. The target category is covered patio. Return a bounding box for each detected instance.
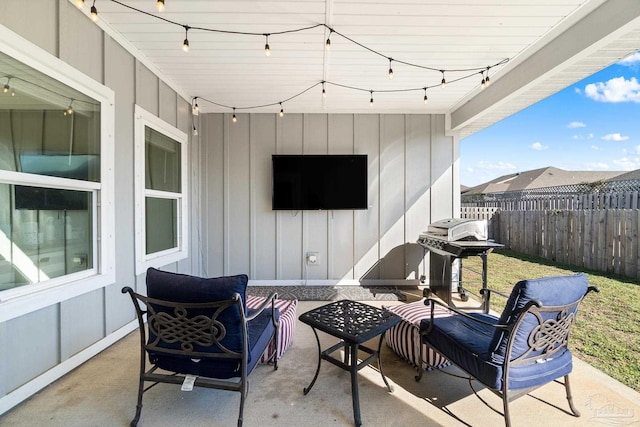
[3,299,640,426]
[2,1,640,425]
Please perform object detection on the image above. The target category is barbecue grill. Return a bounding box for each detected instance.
[417,218,503,312]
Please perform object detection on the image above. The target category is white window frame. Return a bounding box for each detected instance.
[134,105,188,275]
[0,26,115,322]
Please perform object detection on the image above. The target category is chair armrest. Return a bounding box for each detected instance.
[245,292,278,321]
[479,287,511,300]
[424,298,509,330]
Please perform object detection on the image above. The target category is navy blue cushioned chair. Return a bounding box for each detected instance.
[122,268,279,427]
[418,273,598,427]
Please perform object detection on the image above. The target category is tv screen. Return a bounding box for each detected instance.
[272,154,368,210]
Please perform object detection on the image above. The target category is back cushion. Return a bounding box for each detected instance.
[490,273,588,362]
[145,268,248,353]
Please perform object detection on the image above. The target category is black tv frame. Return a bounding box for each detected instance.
[271,154,368,211]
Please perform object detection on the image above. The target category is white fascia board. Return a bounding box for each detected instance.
[450,0,640,132]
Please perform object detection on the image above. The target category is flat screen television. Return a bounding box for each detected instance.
[272,154,368,210]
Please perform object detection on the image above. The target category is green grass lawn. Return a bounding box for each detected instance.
[460,249,640,392]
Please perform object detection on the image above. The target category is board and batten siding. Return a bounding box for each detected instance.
[0,0,194,414]
[198,113,459,286]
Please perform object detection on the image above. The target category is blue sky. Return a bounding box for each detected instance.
[461,52,640,187]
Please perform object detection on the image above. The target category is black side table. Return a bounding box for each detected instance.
[299,299,402,427]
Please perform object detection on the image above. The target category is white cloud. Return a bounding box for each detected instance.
[601,133,630,141]
[567,121,586,129]
[591,145,600,150]
[588,133,594,139]
[584,77,640,103]
[618,52,640,66]
[530,142,548,151]
[634,145,640,155]
[612,157,640,170]
[585,162,609,170]
[476,160,517,171]
[574,87,582,95]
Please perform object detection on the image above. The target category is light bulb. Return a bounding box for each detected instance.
[388,59,393,79]
[423,91,428,104]
[279,103,284,117]
[232,108,237,123]
[441,77,446,88]
[265,44,270,56]
[2,84,8,94]
[192,126,198,136]
[90,4,98,22]
[75,0,84,10]
[67,107,74,115]
[322,87,326,98]
[192,103,199,116]
[157,0,165,12]
[485,74,490,86]
[326,37,331,50]
[369,92,374,107]
[183,38,189,52]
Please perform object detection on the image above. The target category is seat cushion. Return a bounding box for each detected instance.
[420,312,574,390]
[151,307,278,379]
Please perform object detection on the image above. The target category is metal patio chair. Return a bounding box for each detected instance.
[418,273,598,426]
[122,268,279,427]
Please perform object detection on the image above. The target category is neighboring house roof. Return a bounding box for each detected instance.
[462,167,627,195]
[607,169,640,181]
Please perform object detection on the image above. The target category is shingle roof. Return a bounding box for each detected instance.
[462,167,627,195]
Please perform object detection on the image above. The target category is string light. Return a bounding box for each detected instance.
[369,90,374,106]
[182,25,190,52]
[423,87,428,104]
[192,123,198,136]
[480,71,486,89]
[322,81,326,98]
[232,108,237,123]
[279,102,284,117]
[75,0,84,10]
[63,100,74,115]
[90,0,98,22]
[2,76,9,94]
[156,0,165,12]
[192,97,199,115]
[96,1,509,103]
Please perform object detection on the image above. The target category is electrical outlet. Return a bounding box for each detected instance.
[306,252,319,266]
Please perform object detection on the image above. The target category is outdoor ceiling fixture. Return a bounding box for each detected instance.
[93,0,509,129]
[75,0,84,10]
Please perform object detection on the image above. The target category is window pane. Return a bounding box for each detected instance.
[145,197,177,254]
[0,183,93,291]
[145,127,181,193]
[0,52,101,182]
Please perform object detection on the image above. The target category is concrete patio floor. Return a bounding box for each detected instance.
[2,300,639,427]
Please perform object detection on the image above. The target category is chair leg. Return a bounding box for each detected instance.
[238,382,247,427]
[502,391,511,427]
[130,377,144,427]
[564,374,581,417]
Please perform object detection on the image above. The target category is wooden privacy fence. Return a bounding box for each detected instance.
[468,209,640,279]
[462,191,640,210]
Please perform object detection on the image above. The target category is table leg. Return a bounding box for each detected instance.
[350,342,362,427]
[303,327,322,395]
[376,334,393,392]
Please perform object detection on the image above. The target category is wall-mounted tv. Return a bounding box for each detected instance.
[272,154,368,210]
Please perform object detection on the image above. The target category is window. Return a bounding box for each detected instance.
[0,26,114,316]
[134,106,188,274]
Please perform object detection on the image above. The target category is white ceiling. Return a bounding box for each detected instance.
[81,0,640,137]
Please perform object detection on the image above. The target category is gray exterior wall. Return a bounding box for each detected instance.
[0,0,460,414]
[197,113,458,285]
[0,0,193,412]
